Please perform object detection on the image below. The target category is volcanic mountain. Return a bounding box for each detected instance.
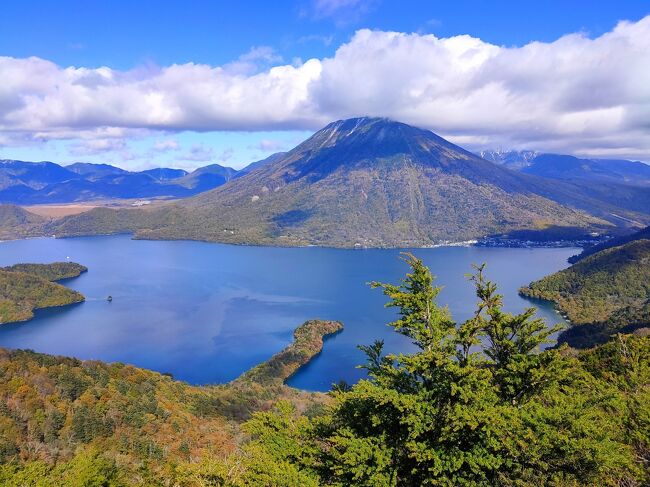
[49,117,650,247]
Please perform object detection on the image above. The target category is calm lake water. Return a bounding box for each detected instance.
[0,235,576,391]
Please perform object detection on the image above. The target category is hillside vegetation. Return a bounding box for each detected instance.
[2,262,87,281]
[0,271,84,324]
[0,256,647,485]
[0,320,341,484]
[236,320,342,386]
[521,239,650,347]
[0,262,86,324]
[0,205,46,240]
[569,225,650,263]
[0,348,235,465]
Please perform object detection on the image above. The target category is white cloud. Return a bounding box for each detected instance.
[218,147,234,163]
[0,55,323,134]
[180,144,214,162]
[177,146,231,165]
[153,139,180,152]
[222,46,284,75]
[249,139,287,152]
[69,138,126,156]
[298,34,335,46]
[1,16,650,160]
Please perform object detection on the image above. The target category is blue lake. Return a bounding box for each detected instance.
[0,235,576,391]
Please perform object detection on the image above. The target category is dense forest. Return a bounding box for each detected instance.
[0,255,648,485]
[0,262,86,324]
[521,239,650,347]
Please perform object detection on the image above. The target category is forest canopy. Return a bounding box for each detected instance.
[0,263,85,324]
[0,255,648,485]
[521,239,650,348]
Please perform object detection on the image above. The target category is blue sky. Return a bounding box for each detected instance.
[1,0,649,170]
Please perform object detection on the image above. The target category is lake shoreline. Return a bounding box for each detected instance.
[0,234,577,390]
[17,231,591,252]
[0,319,344,395]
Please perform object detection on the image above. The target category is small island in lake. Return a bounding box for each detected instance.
[0,262,86,324]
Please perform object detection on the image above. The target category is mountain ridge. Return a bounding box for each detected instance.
[0,159,240,203]
[5,117,650,247]
[482,150,650,186]
[50,117,637,247]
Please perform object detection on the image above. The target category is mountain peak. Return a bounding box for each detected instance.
[314,117,398,147]
[323,116,391,130]
[272,116,484,183]
[320,116,426,138]
[53,116,646,248]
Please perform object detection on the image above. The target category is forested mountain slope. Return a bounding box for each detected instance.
[521,239,650,347]
[569,225,650,263]
[0,205,46,240]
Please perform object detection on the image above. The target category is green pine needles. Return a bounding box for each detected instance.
[242,254,648,486]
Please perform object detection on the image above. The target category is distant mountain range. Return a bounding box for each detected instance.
[0,158,267,204]
[3,117,650,246]
[479,150,540,170]
[480,150,650,186]
[3,136,649,210]
[45,117,650,247]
